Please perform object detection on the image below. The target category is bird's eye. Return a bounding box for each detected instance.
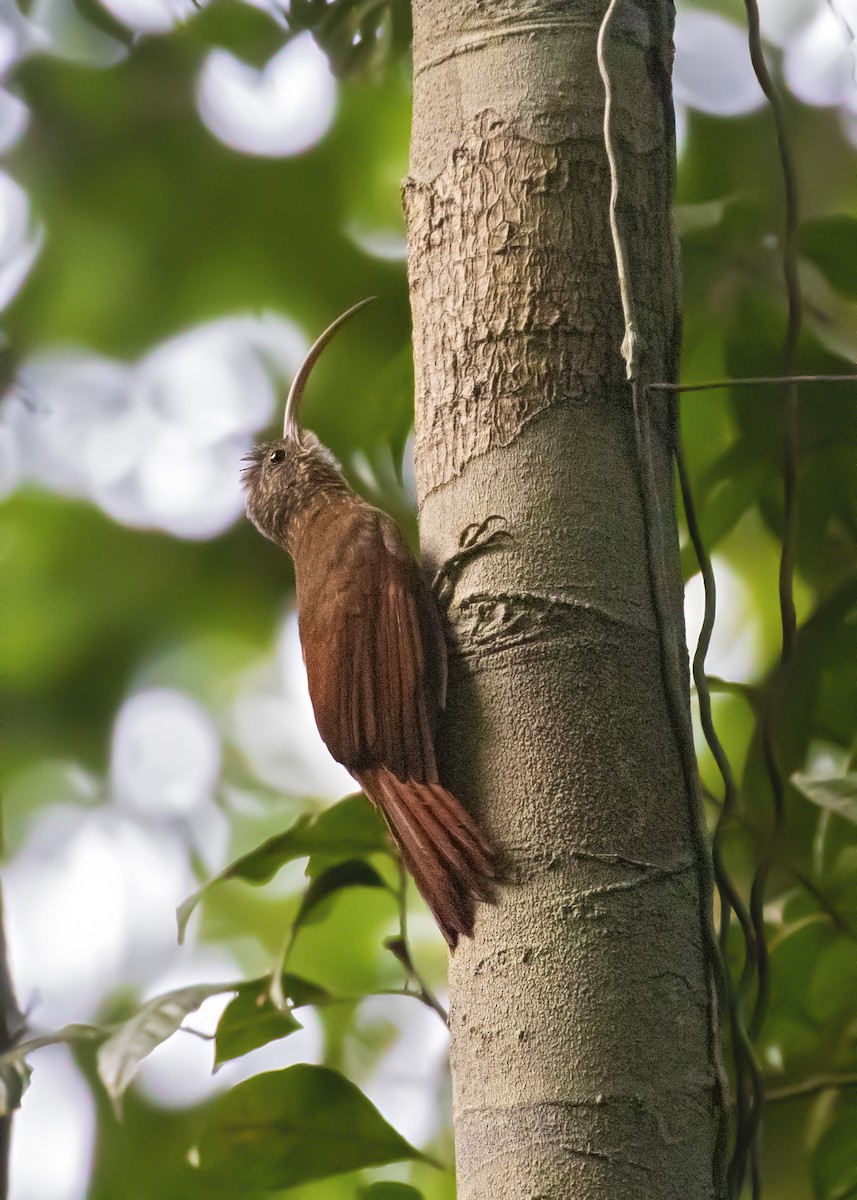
[269,448,286,464]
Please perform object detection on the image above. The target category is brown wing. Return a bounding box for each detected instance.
[295,499,496,948]
[295,502,446,782]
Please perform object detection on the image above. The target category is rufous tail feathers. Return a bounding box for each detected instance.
[356,767,496,949]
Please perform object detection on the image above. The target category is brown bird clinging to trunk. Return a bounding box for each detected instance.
[242,298,497,948]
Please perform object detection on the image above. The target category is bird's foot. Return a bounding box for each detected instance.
[433,515,512,609]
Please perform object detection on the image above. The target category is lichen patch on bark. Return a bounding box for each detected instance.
[406,107,675,496]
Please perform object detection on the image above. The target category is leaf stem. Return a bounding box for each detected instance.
[0,881,25,1198]
[384,937,448,1027]
[268,926,297,1013]
[765,1073,857,1103]
[385,860,448,1025]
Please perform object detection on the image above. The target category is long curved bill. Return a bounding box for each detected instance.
[283,296,377,440]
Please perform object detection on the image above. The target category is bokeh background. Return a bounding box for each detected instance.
[2,0,857,1197]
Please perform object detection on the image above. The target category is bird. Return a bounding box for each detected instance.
[242,298,497,948]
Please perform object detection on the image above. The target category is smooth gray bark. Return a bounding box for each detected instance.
[405,2,718,1197]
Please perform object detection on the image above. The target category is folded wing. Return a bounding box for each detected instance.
[296,503,495,946]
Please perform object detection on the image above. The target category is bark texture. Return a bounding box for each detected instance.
[405,2,717,1197]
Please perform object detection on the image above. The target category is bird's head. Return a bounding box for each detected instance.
[242,298,374,549]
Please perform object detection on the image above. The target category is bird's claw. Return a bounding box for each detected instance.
[432,515,513,608]
[459,514,512,552]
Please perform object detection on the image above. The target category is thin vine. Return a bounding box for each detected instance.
[675,438,764,1200]
[593,2,826,1195]
[597,3,730,1194]
[737,2,805,1193]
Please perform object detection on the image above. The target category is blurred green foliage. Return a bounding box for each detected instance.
[2,1,857,1198]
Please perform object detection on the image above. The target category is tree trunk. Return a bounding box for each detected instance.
[405,2,720,1197]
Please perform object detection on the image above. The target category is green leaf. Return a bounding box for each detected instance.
[0,1060,31,1116]
[762,916,838,1062]
[809,938,857,1024]
[176,794,388,941]
[812,1096,857,1200]
[792,773,857,825]
[294,859,388,932]
[260,972,332,1009]
[214,979,309,1069]
[193,1065,429,1189]
[180,0,286,68]
[303,793,391,874]
[97,983,233,1109]
[676,198,728,237]
[360,1185,425,1200]
[799,215,857,300]
[303,0,412,79]
[680,451,771,578]
[72,0,135,47]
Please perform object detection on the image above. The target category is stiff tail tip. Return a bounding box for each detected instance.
[357,767,497,950]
